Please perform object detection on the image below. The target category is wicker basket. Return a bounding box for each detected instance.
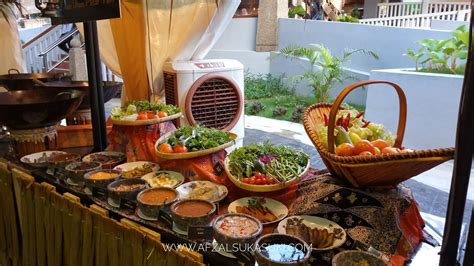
[303,80,455,187]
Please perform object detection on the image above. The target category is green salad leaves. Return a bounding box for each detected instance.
[228,141,309,181]
[166,126,233,151]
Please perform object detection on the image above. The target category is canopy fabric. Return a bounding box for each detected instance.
[86,0,239,102]
[0,4,26,75]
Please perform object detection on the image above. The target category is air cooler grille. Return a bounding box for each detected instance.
[163,72,177,106]
[185,74,243,132]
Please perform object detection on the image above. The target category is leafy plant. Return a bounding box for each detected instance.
[337,15,359,23]
[272,107,288,117]
[350,7,361,19]
[289,5,306,18]
[404,25,469,74]
[248,102,265,115]
[291,105,305,122]
[244,72,292,99]
[279,44,378,103]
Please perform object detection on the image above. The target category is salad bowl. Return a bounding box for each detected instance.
[224,157,310,192]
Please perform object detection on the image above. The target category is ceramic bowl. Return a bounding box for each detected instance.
[65,161,102,185]
[170,199,216,232]
[107,178,149,204]
[84,169,121,189]
[137,187,179,218]
[254,233,312,266]
[213,213,263,252]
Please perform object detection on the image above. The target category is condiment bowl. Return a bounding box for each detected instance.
[213,213,263,252]
[170,199,216,232]
[107,178,149,205]
[65,161,102,185]
[137,187,179,218]
[84,169,121,189]
[254,233,312,266]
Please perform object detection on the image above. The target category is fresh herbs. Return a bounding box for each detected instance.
[111,100,180,119]
[125,100,181,115]
[166,126,233,151]
[228,141,309,182]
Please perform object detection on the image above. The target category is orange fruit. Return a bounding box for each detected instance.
[371,140,390,151]
[353,140,376,155]
[359,151,374,156]
[158,143,173,153]
[335,143,355,156]
[381,147,399,155]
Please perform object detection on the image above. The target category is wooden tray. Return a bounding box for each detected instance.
[224,157,310,192]
[154,131,237,160]
[111,112,182,126]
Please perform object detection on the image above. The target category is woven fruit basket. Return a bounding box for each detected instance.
[303,80,455,187]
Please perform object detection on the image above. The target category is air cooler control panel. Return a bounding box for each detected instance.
[194,62,225,69]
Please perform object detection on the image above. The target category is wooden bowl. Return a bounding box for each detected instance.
[224,157,310,192]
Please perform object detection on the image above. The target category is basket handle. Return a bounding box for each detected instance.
[327,80,407,154]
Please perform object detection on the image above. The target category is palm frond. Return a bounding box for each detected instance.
[343,48,379,60]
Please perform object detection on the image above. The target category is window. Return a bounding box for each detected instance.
[234,0,259,18]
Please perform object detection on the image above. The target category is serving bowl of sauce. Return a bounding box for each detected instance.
[170,199,216,232]
[137,187,179,218]
[254,233,311,266]
[84,169,121,189]
[107,178,149,205]
[213,213,263,252]
[65,161,102,185]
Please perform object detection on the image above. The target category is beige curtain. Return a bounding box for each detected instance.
[90,0,238,102]
[0,4,26,75]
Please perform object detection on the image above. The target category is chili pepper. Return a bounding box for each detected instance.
[323,114,329,126]
[356,112,365,118]
[362,120,371,128]
[343,113,351,131]
[336,116,343,127]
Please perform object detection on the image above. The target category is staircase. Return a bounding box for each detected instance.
[22,25,119,81]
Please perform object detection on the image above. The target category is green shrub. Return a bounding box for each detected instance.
[248,102,265,115]
[404,25,469,75]
[272,107,288,117]
[244,72,292,100]
[289,5,306,18]
[337,15,359,23]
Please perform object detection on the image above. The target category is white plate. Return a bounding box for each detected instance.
[113,161,159,178]
[137,208,158,221]
[20,151,69,168]
[228,197,288,225]
[277,215,347,251]
[82,151,125,167]
[141,171,185,188]
[176,181,228,203]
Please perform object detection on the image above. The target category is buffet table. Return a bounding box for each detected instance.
[0,153,431,266]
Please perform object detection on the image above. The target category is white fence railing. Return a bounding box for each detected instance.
[22,26,120,82]
[378,2,422,18]
[361,9,471,28]
[428,2,471,13]
[22,25,64,73]
[377,1,471,18]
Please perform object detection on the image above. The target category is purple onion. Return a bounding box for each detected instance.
[259,155,277,164]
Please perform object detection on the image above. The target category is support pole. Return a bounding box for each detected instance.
[84,21,107,151]
[439,6,474,265]
[464,206,474,264]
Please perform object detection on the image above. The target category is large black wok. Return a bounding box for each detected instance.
[37,81,122,110]
[0,89,84,129]
[0,69,70,91]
